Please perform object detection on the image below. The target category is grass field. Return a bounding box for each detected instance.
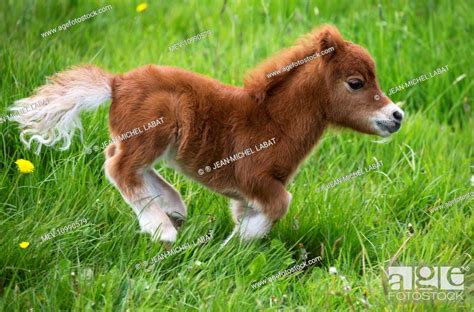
[1,0,473,311]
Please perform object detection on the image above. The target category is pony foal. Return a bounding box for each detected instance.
[11,25,404,243]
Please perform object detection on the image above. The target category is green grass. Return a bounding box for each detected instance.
[1,0,473,311]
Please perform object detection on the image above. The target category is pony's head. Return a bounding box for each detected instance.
[317,26,404,137]
[244,25,404,137]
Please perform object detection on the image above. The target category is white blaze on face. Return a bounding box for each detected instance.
[369,103,405,137]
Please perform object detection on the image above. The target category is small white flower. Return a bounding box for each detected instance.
[83,268,94,280]
[329,267,338,275]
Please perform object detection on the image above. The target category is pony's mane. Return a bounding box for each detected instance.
[243,25,344,104]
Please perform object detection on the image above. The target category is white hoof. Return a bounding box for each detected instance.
[157,225,178,242]
[238,213,272,240]
[140,218,177,243]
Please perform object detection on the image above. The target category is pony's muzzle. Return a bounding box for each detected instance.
[371,103,405,137]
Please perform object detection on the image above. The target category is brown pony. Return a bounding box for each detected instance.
[11,25,404,243]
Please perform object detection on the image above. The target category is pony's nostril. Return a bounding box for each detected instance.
[392,111,403,121]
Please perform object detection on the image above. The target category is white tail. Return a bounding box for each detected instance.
[10,65,114,154]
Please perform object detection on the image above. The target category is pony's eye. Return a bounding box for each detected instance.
[347,79,364,90]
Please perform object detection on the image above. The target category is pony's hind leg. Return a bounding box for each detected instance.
[104,143,178,242]
[145,168,187,228]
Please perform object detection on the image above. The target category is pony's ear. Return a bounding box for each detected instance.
[312,25,346,60]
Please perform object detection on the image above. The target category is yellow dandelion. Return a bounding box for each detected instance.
[15,159,35,174]
[136,3,148,13]
[19,241,30,249]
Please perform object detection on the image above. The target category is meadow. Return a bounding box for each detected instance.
[0,0,472,311]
